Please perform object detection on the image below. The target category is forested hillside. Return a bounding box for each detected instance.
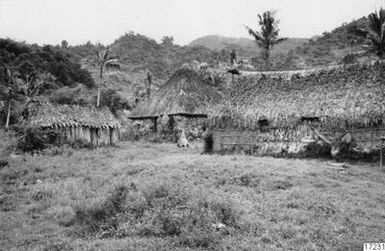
[67,32,230,104]
[292,16,371,68]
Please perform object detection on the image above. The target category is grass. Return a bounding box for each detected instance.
[1,139,385,250]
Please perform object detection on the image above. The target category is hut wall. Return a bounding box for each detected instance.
[99,128,109,145]
[110,129,119,145]
[57,126,117,146]
[82,127,92,143]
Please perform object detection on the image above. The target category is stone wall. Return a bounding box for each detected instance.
[213,124,385,157]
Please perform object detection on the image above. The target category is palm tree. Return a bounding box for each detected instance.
[367,8,385,58]
[245,10,287,70]
[96,47,117,107]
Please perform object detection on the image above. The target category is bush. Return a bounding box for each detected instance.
[69,139,94,149]
[74,185,129,236]
[72,182,241,248]
[16,126,61,153]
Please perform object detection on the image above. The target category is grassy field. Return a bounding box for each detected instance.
[1,140,385,250]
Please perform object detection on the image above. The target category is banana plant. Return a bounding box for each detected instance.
[18,72,55,121]
[96,47,118,107]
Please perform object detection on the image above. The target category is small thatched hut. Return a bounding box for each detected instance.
[208,61,385,156]
[30,102,121,146]
[130,65,223,138]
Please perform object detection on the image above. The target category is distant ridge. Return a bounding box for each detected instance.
[188,35,255,50]
[188,35,308,51]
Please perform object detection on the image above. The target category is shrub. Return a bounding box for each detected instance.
[69,139,94,149]
[74,185,129,236]
[0,159,8,168]
[16,126,61,153]
[72,182,241,248]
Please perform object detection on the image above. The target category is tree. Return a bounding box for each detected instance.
[245,10,287,70]
[145,69,152,99]
[161,36,174,47]
[95,47,117,107]
[367,8,385,58]
[96,88,131,115]
[18,72,56,120]
[61,40,68,49]
[3,68,19,128]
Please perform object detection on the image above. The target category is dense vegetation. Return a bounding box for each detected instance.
[0,39,96,126]
[0,39,94,89]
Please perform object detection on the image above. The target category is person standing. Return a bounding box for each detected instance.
[230,49,237,65]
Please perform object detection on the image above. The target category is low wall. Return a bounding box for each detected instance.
[213,125,385,157]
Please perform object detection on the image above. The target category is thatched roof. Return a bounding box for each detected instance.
[209,61,385,131]
[30,103,121,129]
[130,66,223,118]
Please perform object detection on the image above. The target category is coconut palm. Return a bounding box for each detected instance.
[245,10,287,70]
[96,47,118,107]
[367,8,385,58]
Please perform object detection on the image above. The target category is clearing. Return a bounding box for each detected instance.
[1,141,385,250]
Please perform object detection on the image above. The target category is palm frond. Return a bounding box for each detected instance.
[367,8,385,57]
[273,37,288,45]
[245,25,263,43]
[103,47,110,60]
[96,51,102,60]
[105,58,118,65]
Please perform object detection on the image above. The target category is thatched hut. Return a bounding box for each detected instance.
[29,103,121,146]
[130,65,223,139]
[208,61,385,156]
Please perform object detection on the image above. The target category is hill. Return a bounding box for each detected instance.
[188,16,376,70]
[189,35,255,50]
[285,16,374,68]
[69,33,231,103]
[188,35,308,60]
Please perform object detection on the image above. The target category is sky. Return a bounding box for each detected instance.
[0,0,385,46]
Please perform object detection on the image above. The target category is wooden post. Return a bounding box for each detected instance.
[381,137,385,169]
[153,117,157,132]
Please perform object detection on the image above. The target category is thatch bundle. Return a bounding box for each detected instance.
[209,61,385,131]
[131,65,223,118]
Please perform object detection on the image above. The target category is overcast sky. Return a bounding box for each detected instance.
[1,0,384,46]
